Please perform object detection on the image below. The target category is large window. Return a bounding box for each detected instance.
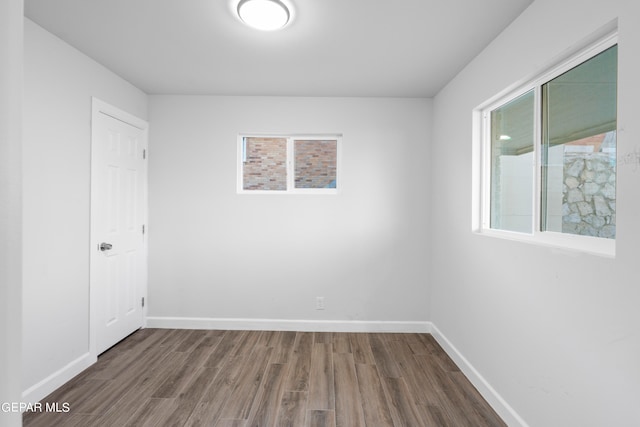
[238,135,340,194]
[478,35,617,256]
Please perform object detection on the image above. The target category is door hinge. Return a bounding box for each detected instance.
[143,149,147,159]
[142,297,145,308]
[142,224,145,235]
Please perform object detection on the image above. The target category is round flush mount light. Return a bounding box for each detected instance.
[237,0,290,31]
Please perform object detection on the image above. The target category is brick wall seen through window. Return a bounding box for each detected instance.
[239,135,340,193]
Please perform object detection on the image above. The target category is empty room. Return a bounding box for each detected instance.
[2,0,639,426]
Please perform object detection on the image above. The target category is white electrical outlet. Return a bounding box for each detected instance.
[315,297,325,310]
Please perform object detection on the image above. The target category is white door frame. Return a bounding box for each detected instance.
[89,97,148,358]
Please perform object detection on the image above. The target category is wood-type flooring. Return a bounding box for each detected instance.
[23,328,506,427]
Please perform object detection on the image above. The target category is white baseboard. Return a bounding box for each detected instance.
[145,316,431,333]
[22,352,96,405]
[430,323,529,427]
[20,319,525,427]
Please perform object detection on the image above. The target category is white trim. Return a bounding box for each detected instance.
[21,352,95,405]
[237,134,342,194]
[430,323,530,427]
[145,316,430,333]
[147,317,528,424]
[21,318,529,426]
[90,97,149,357]
[476,227,615,258]
[474,31,618,258]
[92,97,148,130]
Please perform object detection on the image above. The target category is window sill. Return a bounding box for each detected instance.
[237,189,339,195]
[474,228,615,258]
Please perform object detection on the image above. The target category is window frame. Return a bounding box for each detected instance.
[475,32,618,257]
[237,134,342,195]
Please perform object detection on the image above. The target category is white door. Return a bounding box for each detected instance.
[90,98,148,355]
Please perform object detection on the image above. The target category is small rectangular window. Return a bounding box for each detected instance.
[238,135,340,194]
[477,33,617,256]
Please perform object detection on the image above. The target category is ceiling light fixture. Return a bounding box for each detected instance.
[237,0,290,31]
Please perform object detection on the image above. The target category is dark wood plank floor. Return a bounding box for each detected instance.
[23,329,506,427]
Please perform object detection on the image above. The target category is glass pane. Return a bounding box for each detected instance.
[294,140,337,189]
[242,137,287,191]
[542,46,617,239]
[490,90,535,233]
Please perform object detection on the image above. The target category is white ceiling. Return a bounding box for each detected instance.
[24,0,533,97]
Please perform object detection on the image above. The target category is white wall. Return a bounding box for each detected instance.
[0,1,23,425]
[147,96,431,330]
[22,18,147,401]
[431,0,640,425]
[24,2,640,424]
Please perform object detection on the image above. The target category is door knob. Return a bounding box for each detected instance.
[99,242,113,251]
